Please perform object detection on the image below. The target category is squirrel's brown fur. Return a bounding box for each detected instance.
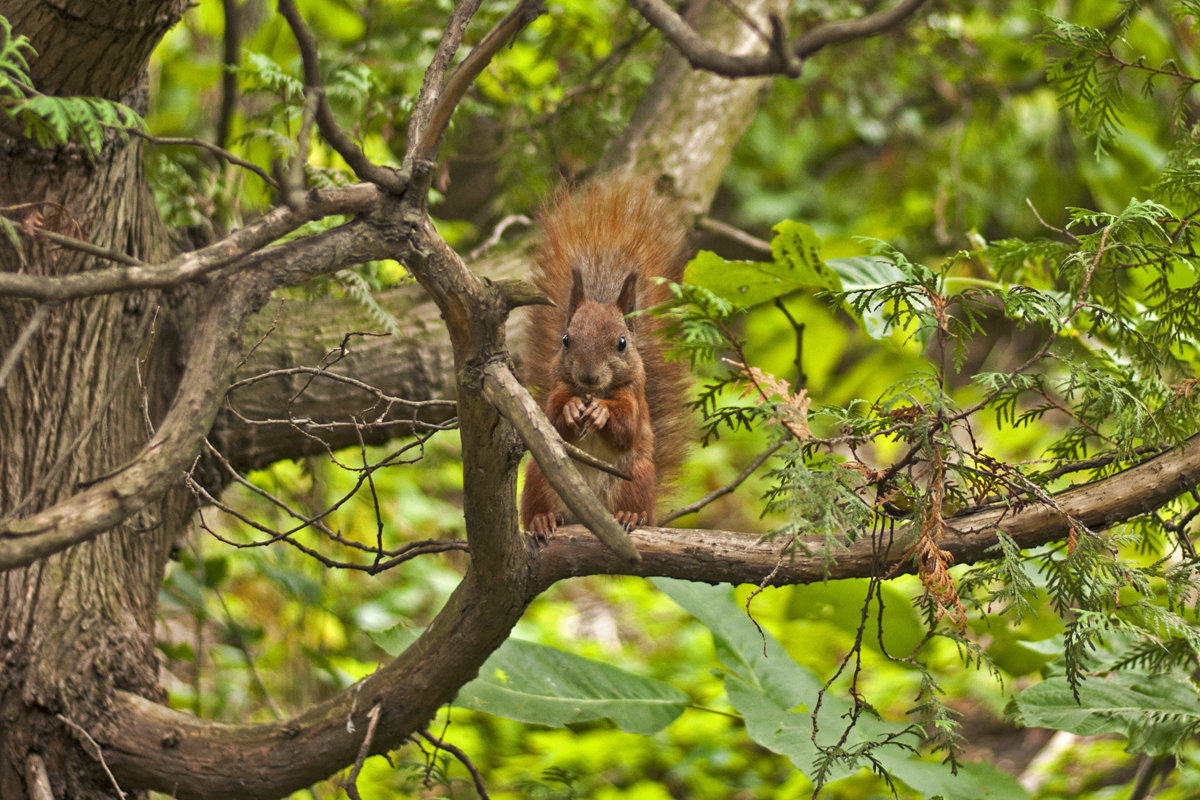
[520,179,690,535]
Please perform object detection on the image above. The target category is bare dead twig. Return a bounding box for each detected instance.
[696,215,772,255]
[131,129,278,190]
[56,715,127,799]
[467,213,533,260]
[284,87,322,209]
[0,303,51,392]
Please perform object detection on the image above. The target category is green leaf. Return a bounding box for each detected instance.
[770,220,843,294]
[1008,671,1200,755]
[657,578,1028,799]
[455,638,688,735]
[826,255,924,339]
[683,221,839,309]
[786,579,927,659]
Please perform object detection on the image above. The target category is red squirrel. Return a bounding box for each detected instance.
[520,180,690,536]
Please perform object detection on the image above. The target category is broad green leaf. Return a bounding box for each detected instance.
[657,578,1028,799]
[886,759,1030,800]
[683,221,839,309]
[770,220,844,294]
[366,623,419,657]
[786,578,927,660]
[1008,671,1200,755]
[456,638,688,735]
[826,256,926,339]
[370,625,687,735]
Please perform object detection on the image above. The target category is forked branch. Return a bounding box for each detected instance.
[626,0,930,78]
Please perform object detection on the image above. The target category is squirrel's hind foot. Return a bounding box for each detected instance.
[613,510,647,532]
[526,512,564,543]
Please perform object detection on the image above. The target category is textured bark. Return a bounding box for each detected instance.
[0,1,189,796]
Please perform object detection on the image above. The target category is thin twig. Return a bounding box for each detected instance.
[0,303,51,392]
[214,586,284,719]
[419,729,490,799]
[285,87,322,209]
[28,226,145,266]
[131,129,278,190]
[467,213,532,259]
[1025,197,1075,240]
[345,702,383,800]
[662,440,783,523]
[627,0,929,78]
[56,715,126,799]
[695,215,772,255]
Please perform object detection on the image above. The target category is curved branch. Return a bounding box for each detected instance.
[480,361,640,563]
[103,567,532,800]
[791,0,930,60]
[99,435,1200,797]
[0,184,381,302]
[277,0,410,194]
[626,0,929,79]
[0,272,263,570]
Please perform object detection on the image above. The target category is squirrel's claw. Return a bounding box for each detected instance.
[526,512,564,543]
[613,510,646,532]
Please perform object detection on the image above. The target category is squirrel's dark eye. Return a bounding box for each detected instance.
[617,336,627,352]
[562,333,570,349]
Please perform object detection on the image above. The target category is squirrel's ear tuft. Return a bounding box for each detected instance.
[567,268,586,321]
[618,271,638,318]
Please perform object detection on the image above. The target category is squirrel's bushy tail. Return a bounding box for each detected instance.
[523,179,691,485]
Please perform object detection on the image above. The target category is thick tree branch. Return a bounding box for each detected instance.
[100,434,1200,797]
[0,184,381,301]
[0,212,400,570]
[405,0,485,167]
[625,0,929,79]
[0,272,263,570]
[103,567,532,800]
[535,435,1200,586]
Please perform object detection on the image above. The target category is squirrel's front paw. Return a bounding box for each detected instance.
[613,510,647,531]
[583,400,609,430]
[563,396,590,432]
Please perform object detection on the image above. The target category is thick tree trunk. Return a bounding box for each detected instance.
[0,1,189,796]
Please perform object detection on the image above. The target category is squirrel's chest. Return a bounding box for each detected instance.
[572,433,633,501]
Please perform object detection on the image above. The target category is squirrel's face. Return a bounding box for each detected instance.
[560,301,644,395]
